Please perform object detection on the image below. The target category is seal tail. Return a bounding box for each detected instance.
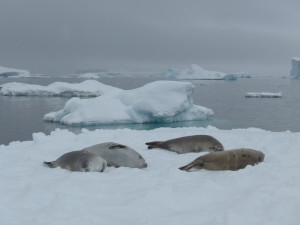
[145,141,163,149]
[43,161,57,168]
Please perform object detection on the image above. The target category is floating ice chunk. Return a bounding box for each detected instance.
[223,74,238,80]
[226,72,252,79]
[245,92,282,98]
[0,66,31,77]
[44,80,214,126]
[0,80,121,97]
[164,68,181,79]
[290,57,300,78]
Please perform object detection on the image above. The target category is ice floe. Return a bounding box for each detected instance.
[245,92,282,98]
[0,127,299,225]
[44,81,213,125]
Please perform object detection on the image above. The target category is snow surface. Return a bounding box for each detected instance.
[44,81,213,125]
[165,64,227,80]
[0,80,120,97]
[0,66,31,77]
[0,127,299,225]
[245,92,282,98]
[290,57,300,78]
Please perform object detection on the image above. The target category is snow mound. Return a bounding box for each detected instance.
[0,66,31,77]
[0,80,121,97]
[165,64,227,80]
[0,127,299,225]
[290,57,300,78]
[44,81,213,125]
[245,92,282,98]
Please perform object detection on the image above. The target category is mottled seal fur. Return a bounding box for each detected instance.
[179,148,265,171]
[44,150,107,172]
[83,142,147,168]
[145,135,224,154]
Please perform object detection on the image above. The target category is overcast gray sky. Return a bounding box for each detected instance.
[0,0,300,75]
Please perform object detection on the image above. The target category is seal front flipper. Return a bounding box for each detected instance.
[107,162,120,168]
[43,161,57,168]
[145,141,163,149]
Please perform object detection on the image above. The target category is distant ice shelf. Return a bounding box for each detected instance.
[164,64,251,80]
[245,92,282,98]
[0,66,31,77]
[0,80,121,97]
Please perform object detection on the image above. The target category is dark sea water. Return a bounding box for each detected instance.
[0,76,299,145]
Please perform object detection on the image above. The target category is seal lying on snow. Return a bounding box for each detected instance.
[83,142,147,168]
[179,148,265,171]
[44,150,107,172]
[145,135,224,154]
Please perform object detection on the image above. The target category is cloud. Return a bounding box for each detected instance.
[0,0,299,75]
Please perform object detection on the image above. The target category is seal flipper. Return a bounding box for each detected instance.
[100,163,106,172]
[145,141,163,149]
[108,144,126,149]
[43,161,57,168]
[107,162,120,168]
[179,160,204,172]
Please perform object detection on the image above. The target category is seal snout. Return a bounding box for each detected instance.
[140,161,148,168]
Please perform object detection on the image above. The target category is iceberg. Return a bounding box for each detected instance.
[44,81,213,125]
[165,64,227,80]
[0,80,121,97]
[164,65,252,81]
[290,57,300,78]
[223,74,238,80]
[164,68,181,79]
[245,92,282,98]
[0,66,31,77]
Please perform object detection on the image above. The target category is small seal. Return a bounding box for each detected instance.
[179,148,265,171]
[145,135,224,154]
[44,150,107,172]
[83,142,147,168]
